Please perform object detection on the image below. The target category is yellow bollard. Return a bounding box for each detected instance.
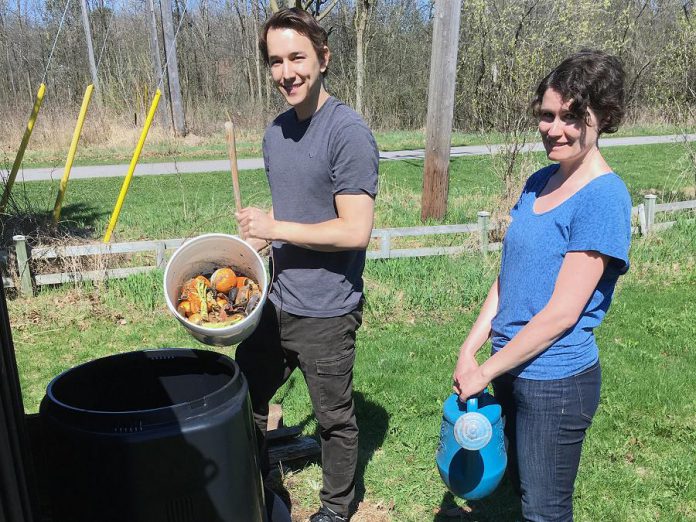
[0,83,47,214]
[53,84,94,223]
[103,89,161,243]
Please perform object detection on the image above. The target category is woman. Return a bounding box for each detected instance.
[452,50,632,521]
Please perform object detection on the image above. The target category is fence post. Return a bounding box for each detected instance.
[380,231,392,259]
[156,242,166,268]
[477,211,490,255]
[637,204,647,236]
[644,194,656,234]
[13,235,33,297]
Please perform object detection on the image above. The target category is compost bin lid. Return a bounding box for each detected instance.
[41,348,245,432]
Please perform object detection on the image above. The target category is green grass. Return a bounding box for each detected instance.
[8,219,695,520]
[4,141,696,520]
[7,142,694,244]
[7,123,692,169]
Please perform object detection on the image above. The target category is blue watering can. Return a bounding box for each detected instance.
[436,390,507,500]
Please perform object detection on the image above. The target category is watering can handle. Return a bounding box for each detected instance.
[463,388,490,412]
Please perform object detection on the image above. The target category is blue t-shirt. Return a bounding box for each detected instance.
[491,164,632,380]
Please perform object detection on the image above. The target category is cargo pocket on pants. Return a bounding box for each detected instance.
[315,350,355,411]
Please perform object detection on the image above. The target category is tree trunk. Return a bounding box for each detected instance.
[421,0,462,221]
[80,0,102,104]
[354,0,370,116]
[160,0,187,136]
[252,0,263,108]
[147,0,170,128]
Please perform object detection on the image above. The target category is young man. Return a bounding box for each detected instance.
[235,8,378,522]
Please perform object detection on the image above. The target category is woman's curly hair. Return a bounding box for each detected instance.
[531,49,626,135]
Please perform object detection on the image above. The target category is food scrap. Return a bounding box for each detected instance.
[177,268,262,328]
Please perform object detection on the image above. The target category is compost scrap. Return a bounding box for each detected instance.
[177,267,262,328]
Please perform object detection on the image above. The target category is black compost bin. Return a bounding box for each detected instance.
[39,348,265,522]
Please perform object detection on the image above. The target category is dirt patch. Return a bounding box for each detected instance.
[350,500,394,522]
[289,500,394,522]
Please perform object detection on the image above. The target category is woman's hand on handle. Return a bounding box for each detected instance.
[453,354,489,400]
[451,278,499,400]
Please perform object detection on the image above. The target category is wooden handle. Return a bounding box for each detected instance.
[225,121,243,215]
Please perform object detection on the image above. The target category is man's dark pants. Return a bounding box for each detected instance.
[236,299,362,518]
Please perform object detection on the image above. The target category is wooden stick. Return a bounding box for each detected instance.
[225,120,243,214]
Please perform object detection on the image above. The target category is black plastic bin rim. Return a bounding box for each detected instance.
[40,348,246,431]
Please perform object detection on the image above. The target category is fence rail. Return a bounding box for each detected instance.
[2,195,694,296]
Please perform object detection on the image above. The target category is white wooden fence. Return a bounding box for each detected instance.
[2,195,694,297]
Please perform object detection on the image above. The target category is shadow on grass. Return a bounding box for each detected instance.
[353,391,389,507]
[1,202,106,246]
[269,390,389,517]
[434,478,521,521]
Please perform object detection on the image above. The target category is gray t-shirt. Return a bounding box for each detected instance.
[263,96,379,317]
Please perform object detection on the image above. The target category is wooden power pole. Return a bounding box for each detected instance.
[160,0,187,136]
[421,0,462,221]
[79,0,101,103]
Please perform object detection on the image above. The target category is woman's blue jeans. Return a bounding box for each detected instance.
[493,361,601,522]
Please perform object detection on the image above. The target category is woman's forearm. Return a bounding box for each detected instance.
[478,307,572,381]
[458,279,500,357]
[479,251,608,382]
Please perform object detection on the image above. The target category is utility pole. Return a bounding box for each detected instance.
[421,0,462,221]
[147,0,170,128]
[160,0,187,136]
[79,0,102,104]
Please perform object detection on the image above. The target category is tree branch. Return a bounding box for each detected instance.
[316,0,339,22]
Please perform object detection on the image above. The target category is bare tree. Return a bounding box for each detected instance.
[354,0,375,116]
[269,0,339,21]
[160,0,187,136]
[147,0,169,128]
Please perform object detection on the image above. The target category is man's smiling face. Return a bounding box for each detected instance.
[266,27,329,120]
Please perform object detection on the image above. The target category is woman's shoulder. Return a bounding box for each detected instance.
[583,172,631,204]
[523,164,558,192]
[573,173,632,225]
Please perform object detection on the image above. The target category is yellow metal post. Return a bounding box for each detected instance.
[0,83,47,214]
[103,89,161,243]
[53,84,94,223]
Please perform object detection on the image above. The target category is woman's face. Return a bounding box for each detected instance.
[538,87,600,164]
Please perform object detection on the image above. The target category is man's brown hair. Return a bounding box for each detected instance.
[259,7,329,72]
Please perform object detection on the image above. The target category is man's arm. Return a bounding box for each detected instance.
[240,208,273,252]
[236,193,375,252]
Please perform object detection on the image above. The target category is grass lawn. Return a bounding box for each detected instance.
[6,142,695,245]
[7,220,695,521]
[4,142,696,520]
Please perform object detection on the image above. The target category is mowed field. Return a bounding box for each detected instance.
[5,140,696,521]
